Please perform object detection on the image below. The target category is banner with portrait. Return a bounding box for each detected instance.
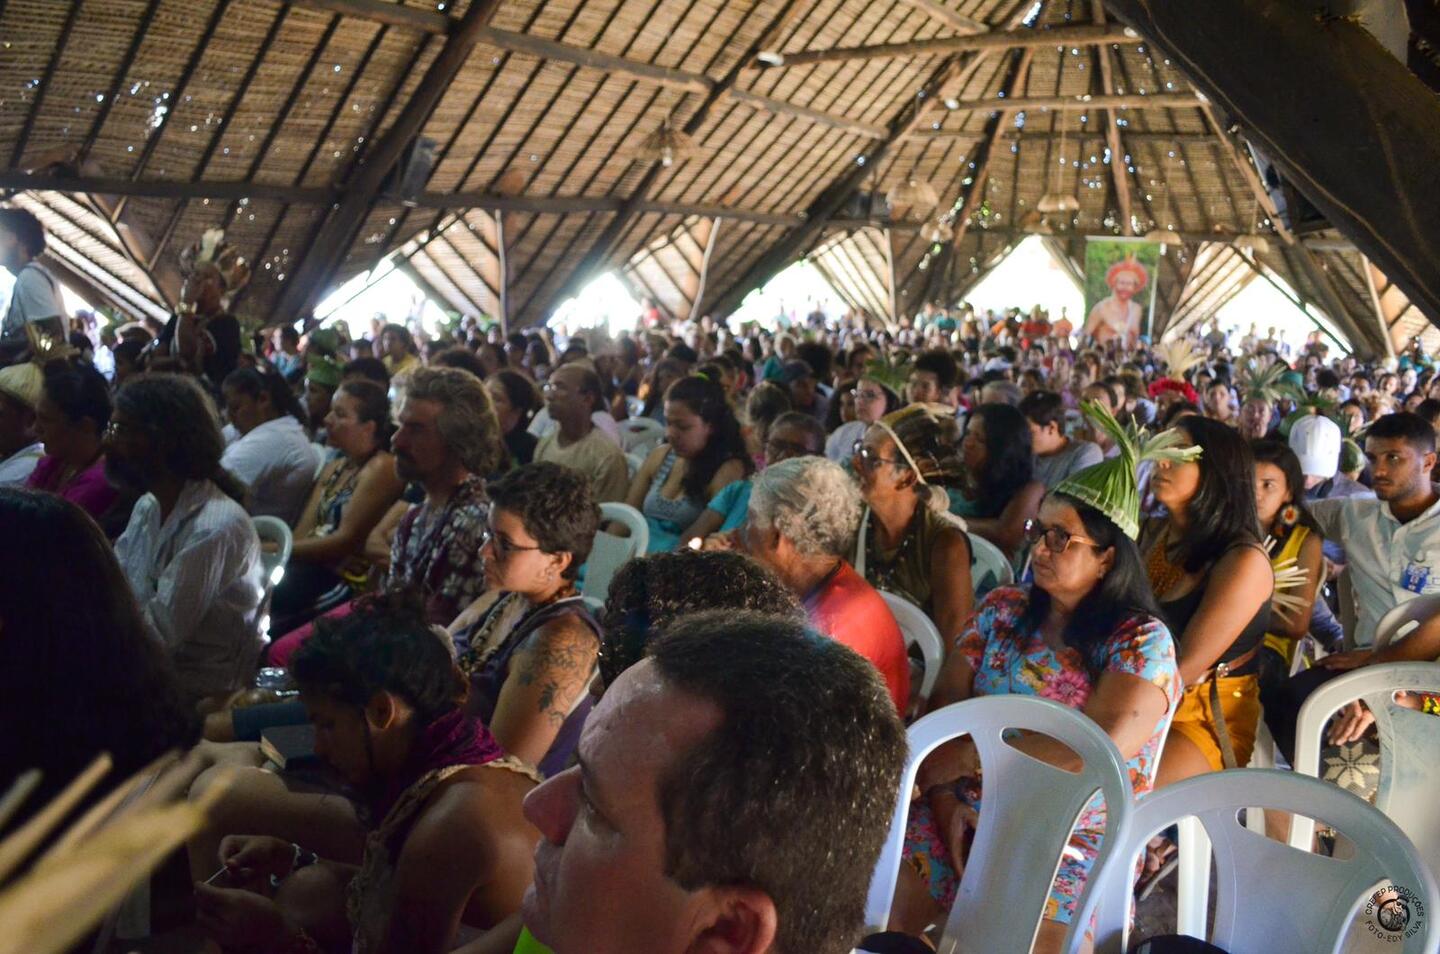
[1082,237,1161,347]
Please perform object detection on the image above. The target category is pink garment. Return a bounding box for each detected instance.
[265,601,354,668]
[26,455,118,522]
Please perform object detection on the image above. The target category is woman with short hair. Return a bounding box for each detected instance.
[26,356,127,533]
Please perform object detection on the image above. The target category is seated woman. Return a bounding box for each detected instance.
[742,380,792,468]
[1143,416,1273,785]
[743,455,910,712]
[624,374,751,553]
[893,403,1182,951]
[953,402,1046,560]
[0,487,196,826]
[273,379,404,633]
[193,598,540,954]
[221,366,319,525]
[680,411,823,544]
[487,369,542,470]
[853,405,974,642]
[1251,438,1324,683]
[26,356,129,536]
[825,366,901,464]
[448,462,601,771]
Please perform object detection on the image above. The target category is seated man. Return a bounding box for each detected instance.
[741,455,911,712]
[1269,411,1440,761]
[109,373,265,704]
[533,362,629,503]
[193,599,541,953]
[465,612,906,954]
[1020,390,1103,489]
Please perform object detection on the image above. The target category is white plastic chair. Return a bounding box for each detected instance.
[865,696,1135,954]
[1291,663,1440,877]
[1373,594,1440,650]
[252,516,293,589]
[625,450,645,480]
[1091,768,1440,954]
[620,417,665,455]
[879,590,944,704]
[968,531,1014,596]
[582,502,649,604]
[624,395,644,418]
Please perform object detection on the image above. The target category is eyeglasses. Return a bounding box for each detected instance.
[850,387,886,403]
[479,526,546,558]
[1024,520,1099,554]
[852,440,907,471]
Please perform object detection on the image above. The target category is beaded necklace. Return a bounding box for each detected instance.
[314,455,368,530]
[865,506,918,594]
[1145,524,1187,599]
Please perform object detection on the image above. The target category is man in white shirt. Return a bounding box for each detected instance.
[0,358,43,483]
[109,373,265,703]
[535,363,630,503]
[0,208,66,363]
[1268,411,1440,762]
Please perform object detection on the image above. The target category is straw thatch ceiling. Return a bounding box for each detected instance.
[2,0,1436,356]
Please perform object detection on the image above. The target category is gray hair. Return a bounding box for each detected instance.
[749,456,862,559]
[980,380,1022,407]
[397,366,504,476]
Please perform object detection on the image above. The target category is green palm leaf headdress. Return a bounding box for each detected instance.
[1054,400,1202,539]
[1236,356,1304,405]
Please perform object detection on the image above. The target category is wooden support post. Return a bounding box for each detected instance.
[689,218,721,322]
[270,0,505,326]
[885,227,899,329]
[1105,0,1440,339]
[494,211,509,335]
[752,23,1137,69]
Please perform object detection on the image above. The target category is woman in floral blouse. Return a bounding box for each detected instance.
[888,403,1187,954]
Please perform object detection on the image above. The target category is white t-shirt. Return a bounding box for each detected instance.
[1,263,65,340]
[221,416,320,525]
[0,440,44,485]
[528,406,621,446]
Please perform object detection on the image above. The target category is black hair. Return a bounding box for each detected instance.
[0,207,45,256]
[666,342,699,365]
[0,488,196,826]
[342,356,390,385]
[767,410,826,454]
[1160,400,1201,429]
[489,368,542,428]
[432,346,487,380]
[795,341,833,382]
[336,378,394,450]
[40,357,111,432]
[596,550,802,689]
[648,612,906,954]
[1018,389,1066,430]
[1168,416,1261,572]
[223,365,308,429]
[665,374,754,500]
[1414,398,1440,428]
[112,338,146,368]
[381,322,417,355]
[113,374,247,503]
[486,462,599,580]
[914,348,959,392]
[1366,410,1437,454]
[278,325,300,344]
[1249,438,1321,534]
[641,358,687,419]
[965,403,1035,518]
[292,594,465,726]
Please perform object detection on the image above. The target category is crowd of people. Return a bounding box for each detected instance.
[2,204,1437,954]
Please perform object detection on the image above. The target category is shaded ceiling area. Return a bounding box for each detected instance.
[2,0,1437,357]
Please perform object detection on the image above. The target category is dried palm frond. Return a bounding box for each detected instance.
[1159,337,1203,383]
[1236,356,1302,405]
[0,752,231,954]
[862,354,912,398]
[1271,556,1313,622]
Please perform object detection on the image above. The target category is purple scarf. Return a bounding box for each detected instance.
[370,708,504,822]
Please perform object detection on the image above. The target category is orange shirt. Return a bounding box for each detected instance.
[804,561,911,712]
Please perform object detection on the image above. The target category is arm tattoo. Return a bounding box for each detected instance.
[518,627,597,725]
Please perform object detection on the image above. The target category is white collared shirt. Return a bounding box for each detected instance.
[0,440,44,485]
[115,479,266,700]
[221,415,319,525]
[1311,494,1440,647]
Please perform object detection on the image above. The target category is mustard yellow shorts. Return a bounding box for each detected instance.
[1168,673,1261,772]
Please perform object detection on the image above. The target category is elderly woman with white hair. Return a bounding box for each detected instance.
[743,455,910,711]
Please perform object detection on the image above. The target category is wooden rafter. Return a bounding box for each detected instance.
[890,0,988,35]
[690,217,721,320]
[1089,0,1134,235]
[751,23,1136,70]
[945,91,1198,112]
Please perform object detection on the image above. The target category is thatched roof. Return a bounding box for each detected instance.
[2,0,1436,356]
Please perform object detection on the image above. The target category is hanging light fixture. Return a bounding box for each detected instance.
[1020,209,1054,234]
[1233,234,1271,255]
[637,113,700,167]
[1036,87,1081,216]
[926,219,954,243]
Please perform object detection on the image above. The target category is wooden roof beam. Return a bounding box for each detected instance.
[750,23,1137,69]
[1106,0,1440,346]
[891,0,989,35]
[948,92,1199,111]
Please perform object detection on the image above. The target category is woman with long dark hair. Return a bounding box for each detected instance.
[624,373,752,553]
[487,369,541,469]
[1142,414,1273,785]
[954,402,1046,559]
[0,488,196,824]
[891,405,1181,953]
[220,366,318,524]
[26,356,128,534]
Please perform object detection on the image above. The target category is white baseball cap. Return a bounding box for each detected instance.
[1289,414,1342,479]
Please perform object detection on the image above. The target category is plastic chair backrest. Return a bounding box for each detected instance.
[252,516,293,589]
[865,696,1135,954]
[620,417,665,455]
[582,502,649,603]
[1291,662,1440,879]
[968,532,1014,597]
[879,591,944,703]
[1373,594,1440,650]
[624,451,645,480]
[1091,768,1440,954]
[624,395,644,418]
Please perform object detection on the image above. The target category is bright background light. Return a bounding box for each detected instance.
[962,235,1084,323]
[549,272,643,338]
[313,259,450,339]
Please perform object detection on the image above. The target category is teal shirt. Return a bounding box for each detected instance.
[707,479,753,532]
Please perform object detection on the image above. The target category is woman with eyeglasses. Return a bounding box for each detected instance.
[890,404,1181,951]
[852,405,974,643]
[953,402,1046,560]
[624,373,752,553]
[447,462,601,771]
[825,371,901,463]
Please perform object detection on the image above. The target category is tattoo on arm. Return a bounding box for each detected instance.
[517,627,597,726]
